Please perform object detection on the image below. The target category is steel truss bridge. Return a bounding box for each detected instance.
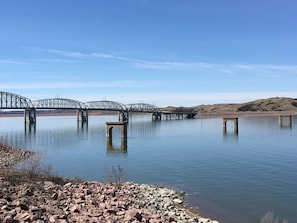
[0,91,196,124]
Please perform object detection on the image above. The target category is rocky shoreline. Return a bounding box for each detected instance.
[0,142,34,168]
[0,143,219,223]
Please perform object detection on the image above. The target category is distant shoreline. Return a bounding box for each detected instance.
[1,110,296,118]
[195,111,297,118]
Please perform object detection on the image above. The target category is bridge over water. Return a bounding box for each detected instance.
[0,91,196,124]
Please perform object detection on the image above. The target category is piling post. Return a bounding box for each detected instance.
[106,121,128,139]
[118,111,129,122]
[24,108,36,124]
[222,117,238,134]
[279,115,292,128]
[152,112,162,120]
[77,109,88,123]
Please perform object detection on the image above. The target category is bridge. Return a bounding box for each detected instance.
[0,91,197,124]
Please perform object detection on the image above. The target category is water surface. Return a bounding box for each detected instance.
[0,114,296,223]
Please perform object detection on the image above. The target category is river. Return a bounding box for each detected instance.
[0,114,296,223]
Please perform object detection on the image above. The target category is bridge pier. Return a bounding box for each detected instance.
[279,115,292,128]
[162,113,183,120]
[152,112,162,120]
[106,121,128,139]
[24,109,36,124]
[77,109,88,122]
[186,113,196,119]
[222,117,238,134]
[160,111,197,120]
[176,113,183,120]
[118,111,129,122]
[163,113,172,120]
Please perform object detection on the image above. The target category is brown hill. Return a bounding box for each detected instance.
[193,97,297,115]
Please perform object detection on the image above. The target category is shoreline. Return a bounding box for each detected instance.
[0,143,219,223]
[1,110,296,118]
[195,111,297,118]
[0,142,34,168]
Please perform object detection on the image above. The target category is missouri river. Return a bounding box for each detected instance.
[0,114,296,223]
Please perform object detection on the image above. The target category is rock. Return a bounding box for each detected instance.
[2,215,18,223]
[12,199,29,211]
[69,205,80,213]
[134,212,143,221]
[106,209,117,215]
[63,182,72,188]
[44,181,56,190]
[49,215,58,223]
[173,198,183,204]
[15,212,30,221]
[25,189,34,196]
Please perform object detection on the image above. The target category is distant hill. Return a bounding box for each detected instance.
[193,97,297,115]
[163,97,297,117]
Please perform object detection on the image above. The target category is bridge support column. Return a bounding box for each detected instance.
[77,109,88,122]
[176,113,183,120]
[187,113,196,119]
[24,109,36,124]
[152,112,162,120]
[118,111,129,122]
[163,113,172,120]
[279,115,292,128]
[222,117,238,134]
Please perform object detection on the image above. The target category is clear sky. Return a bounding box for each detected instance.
[1,0,297,106]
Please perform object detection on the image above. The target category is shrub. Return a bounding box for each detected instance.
[261,211,288,223]
[104,165,125,187]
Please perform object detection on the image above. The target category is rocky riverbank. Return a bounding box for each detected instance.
[0,143,219,223]
[0,142,33,168]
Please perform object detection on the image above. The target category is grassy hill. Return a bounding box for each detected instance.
[163,97,297,117]
[193,97,297,115]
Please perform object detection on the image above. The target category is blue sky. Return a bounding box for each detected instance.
[1,0,297,106]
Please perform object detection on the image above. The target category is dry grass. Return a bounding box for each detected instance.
[261,212,288,223]
[0,150,67,186]
[104,165,125,187]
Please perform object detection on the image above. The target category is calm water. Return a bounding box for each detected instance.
[0,114,296,223]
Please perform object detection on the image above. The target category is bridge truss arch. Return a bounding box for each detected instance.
[126,103,160,113]
[85,100,127,112]
[0,91,33,109]
[33,98,85,109]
